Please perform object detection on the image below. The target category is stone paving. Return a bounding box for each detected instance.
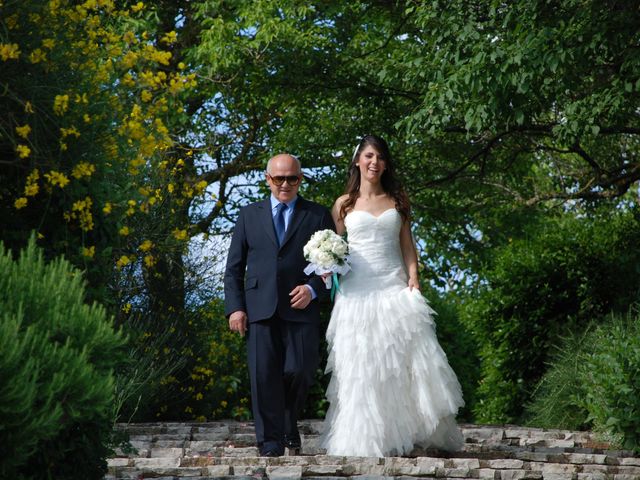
[106,420,640,480]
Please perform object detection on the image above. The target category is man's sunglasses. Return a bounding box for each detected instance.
[268,174,302,186]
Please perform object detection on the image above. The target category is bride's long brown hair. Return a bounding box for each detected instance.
[339,135,411,222]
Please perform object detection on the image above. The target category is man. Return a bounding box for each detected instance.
[224,154,335,457]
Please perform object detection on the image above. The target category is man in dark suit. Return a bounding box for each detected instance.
[224,153,335,457]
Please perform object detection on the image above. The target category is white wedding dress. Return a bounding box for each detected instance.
[321,208,465,457]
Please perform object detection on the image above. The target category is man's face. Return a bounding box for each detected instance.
[266,155,302,203]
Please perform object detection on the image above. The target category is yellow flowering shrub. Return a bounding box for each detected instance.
[1,0,246,425]
[1,0,197,280]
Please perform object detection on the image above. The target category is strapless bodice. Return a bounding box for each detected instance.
[341,208,407,293]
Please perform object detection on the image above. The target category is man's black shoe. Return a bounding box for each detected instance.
[260,449,282,457]
[284,434,301,455]
[284,434,301,448]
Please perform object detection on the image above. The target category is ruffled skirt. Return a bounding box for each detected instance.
[321,285,465,457]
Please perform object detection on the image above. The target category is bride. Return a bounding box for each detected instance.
[321,134,465,457]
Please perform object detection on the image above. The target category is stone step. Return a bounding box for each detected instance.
[106,421,640,480]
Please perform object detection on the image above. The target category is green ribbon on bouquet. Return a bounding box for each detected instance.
[330,272,341,302]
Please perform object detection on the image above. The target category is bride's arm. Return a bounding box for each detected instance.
[400,220,420,290]
[331,196,347,236]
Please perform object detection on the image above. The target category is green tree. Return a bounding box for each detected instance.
[0,237,126,479]
[461,208,640,423]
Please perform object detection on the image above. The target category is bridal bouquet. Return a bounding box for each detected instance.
[303,229,350,299]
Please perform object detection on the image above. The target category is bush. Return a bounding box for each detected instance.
[582,310,640,450]
[123,296,252,422]
[523,330,592,431]
[428,290,480,422]
[461,209,640,423]
[112,312,186,423]
[0,237,126,479]
[526,309,640,450]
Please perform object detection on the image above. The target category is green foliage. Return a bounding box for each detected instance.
[581,310,640,450]
[118,297,251,422]
[526,309,640,450]
[462,208,640,423]
[113,312,186,423]
[174,298,251,421]
[427,290,480,421]
[0,236,126,479]
[524,330,592,431]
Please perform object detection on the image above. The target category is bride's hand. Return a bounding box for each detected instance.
[408,276,420,291]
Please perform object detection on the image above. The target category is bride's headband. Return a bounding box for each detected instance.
[351,136,368,163]
[351,143,360,163]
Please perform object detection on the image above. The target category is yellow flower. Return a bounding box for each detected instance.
[24,102,34,113]
[14,197,27,209]
[29,48,47,63]
[123,31,137,44]
[172,228,188,241]
[44,170,70,188]
[16,145,31,158]
[26,168,39,183]
[143,254,156,267]
[42,38,56,50]
[141,90,153,102]
[103,202,112,214]
[121,73,135,87]
[139,239,153,252]
[0,43,21,61]
[161,31,177,44]
[116,255,131,269]
[82,246,95,258]
[178,62,186,70]
[5,14,19,30]
[53,94,69,116]
[119,226,130,236]
[122,302,132,313]
[15,124,31,138]
[151,50,171,66]
[71,161,95,179]
[71,196,94,231]
[195,392,203,401]
[167,183,175,193]
[61,126,81,138]
[131,1,144,13]
[83,114,91,123]
[121,51,138,69]
[25,183,39,196]
[195,180,208,194]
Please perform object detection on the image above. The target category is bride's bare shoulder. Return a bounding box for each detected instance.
[333,194,349,209]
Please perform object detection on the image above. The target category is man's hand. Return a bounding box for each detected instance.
[290,285,312,309]
[229,310,247,336]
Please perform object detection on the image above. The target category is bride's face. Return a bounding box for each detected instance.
[356,145,386,184]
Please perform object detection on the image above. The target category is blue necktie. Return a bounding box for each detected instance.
[274,203,287,246]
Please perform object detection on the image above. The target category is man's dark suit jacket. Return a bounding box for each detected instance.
[224,197,335,323]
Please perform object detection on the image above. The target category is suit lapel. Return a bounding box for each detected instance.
[281,197,309,248]
[258,199,278,247]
